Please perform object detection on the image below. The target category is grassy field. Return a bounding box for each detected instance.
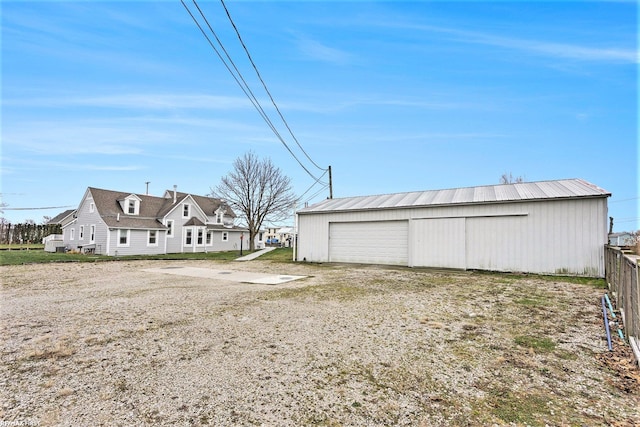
[0,247,294,266]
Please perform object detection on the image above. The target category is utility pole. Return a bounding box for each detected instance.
[328,166,333,199]
[145,181,150,195]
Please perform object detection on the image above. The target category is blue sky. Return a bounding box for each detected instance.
[1,1,638,231]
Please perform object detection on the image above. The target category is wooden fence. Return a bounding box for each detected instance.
[604,245,640,344]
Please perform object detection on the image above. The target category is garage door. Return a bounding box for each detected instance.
[466,216,527,272]
[329,221,408,265]
[410,218,466,269]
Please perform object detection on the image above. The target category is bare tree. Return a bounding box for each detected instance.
[499,172,524,184]
[212,151,298,250]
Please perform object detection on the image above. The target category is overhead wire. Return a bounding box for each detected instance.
[304,184,330,205]
[182,0,327,186]
[219,0,326,172]
[298,170,328,200]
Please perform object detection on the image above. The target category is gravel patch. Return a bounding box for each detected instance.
[1,260,639,426]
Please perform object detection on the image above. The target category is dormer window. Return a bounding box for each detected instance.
[216,211,223,224]
[124,195,141,215]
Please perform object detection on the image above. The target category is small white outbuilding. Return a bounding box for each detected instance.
[296,178,610,277]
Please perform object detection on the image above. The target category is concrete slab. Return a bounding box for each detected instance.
[235,246,277,261]
[142,266,306,285]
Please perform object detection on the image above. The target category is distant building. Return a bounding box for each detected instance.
[608,232,637,247]
[264,226,294,247]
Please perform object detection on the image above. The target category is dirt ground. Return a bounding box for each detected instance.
[1,259,639,426]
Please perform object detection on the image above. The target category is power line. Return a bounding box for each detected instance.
[299,170,329,200]
[182,0,327,186]
[219,0,326,172]
[610,196,640,203]
[3,205,74,211]
[304,184,329,205]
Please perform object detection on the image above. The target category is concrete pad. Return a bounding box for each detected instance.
[235,246,277,261]
[142,266,306,285]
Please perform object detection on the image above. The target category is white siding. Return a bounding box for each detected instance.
[63,193,109,255]
[409,218,465,269]
[297,197,608,276]
[164,208,186,254]
[465,215,527,272]
[108,229,167,256]
[329,221,408,265]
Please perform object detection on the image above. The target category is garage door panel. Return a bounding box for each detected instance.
[329,221,408,265]
[411,218,465,268]
[466,216,526,272]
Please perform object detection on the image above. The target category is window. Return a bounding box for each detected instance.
[222,232,228,242]
[89,203,95,213]
[148,230,157,246]
[118,229,130,247]
[124,197,140,215]
[90,225,95,243]
[216,211,222,224]
[183,204,190,218]
[79,225,84,240]
[258,232,263,241]
[206,230,212,245]
[197,230,203,245]
[70,228,75,240]
[185,229,192,245]
[166,220,174,237]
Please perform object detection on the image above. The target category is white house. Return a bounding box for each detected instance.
[296,178,610,277]
[608,232,637,247]
[62,187,247,256]
[43,209,77,252]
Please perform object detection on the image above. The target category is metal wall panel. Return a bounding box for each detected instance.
[465,215,528,272]
[409,218,465,268]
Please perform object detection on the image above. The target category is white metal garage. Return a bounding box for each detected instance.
[296,179,610,277]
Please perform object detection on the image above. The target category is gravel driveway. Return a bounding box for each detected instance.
[1,260,639,426]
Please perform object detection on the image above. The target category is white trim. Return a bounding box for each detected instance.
[183,203,190,218]
[196,228,204,246]
[206,230,213,245]
[90,225,96,244]
[147,230,158,247]
[70,228,75,240]
[222,231,229,242]
[166,219,174,237]
[89,203,95,213]
[117,229,130,247]
[79,225,84,240]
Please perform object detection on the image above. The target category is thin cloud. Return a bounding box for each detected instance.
[381,21,637,64]
[3,93,253,110]
[294,35,353,65]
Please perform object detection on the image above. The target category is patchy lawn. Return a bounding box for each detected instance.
[1,259,638,426]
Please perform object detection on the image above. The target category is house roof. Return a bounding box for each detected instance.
[184,217,206,226]
[47,209,76,225]
[157,191,236,218]
[87,187,234,229]
[298,178,610,214]
[206,224,248,231]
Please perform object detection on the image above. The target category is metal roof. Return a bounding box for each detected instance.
[298,178,610,214]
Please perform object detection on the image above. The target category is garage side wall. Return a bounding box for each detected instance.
[297,197,608,276]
